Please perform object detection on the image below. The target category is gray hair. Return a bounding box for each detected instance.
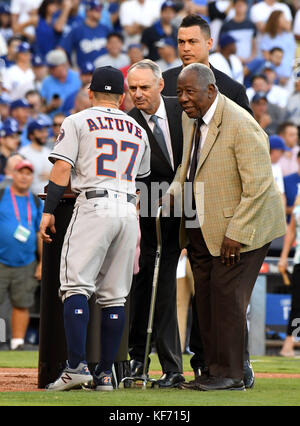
[179,63,217,91]
[128,59,162,82]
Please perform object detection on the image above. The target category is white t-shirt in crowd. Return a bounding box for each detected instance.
[250,1,292,26]
[2,65,35,101]
[209,52,244,84]
[272,163,285,194]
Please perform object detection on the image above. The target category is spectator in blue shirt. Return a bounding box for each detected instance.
[141,0,178,61]
[0,159,43,350]
[40,49,81,118]
[244,47,283,89]
[58,0,110,69]
[52,0,83,38]
[34,0,61,59]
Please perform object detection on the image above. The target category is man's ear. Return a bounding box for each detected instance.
[158,78,165,94]
[118,93,126,107]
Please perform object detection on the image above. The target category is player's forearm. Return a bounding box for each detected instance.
[49,160,72,187]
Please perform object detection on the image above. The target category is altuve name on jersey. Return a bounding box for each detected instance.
[86,117,143,140]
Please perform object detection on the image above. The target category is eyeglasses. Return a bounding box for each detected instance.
[53,122,63,127]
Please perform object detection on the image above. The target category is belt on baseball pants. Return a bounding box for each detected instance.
[85,190,136,206]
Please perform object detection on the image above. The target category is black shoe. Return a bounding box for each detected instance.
[154,372,185,388]
[243,361,255,389]
[130,359,149,377]
[197,377,245,392]
[179,375,210,390]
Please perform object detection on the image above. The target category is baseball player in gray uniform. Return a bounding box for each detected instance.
[40,66,150,391]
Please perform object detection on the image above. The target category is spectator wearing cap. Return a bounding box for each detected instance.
[58,0,110,69]
[40,48,81,118]
[7,99,31,145]
[141,1,178,61]
[0,123,20,175]
[219,0,256,65]
[155,37,182,72]
[2,41,35,101]
[94,32,129,69]
[119,0,163,48]
[19,119,52,195]
[0,3,13,42]
[277,122,300,178]
[0,152,24,189]
[244,46,283,89]
[0,36,21,67]
[251,91,284,136]
[209,33,244,84]
[34,0,61,59]
[0,158,43,350]
[269,134,289,202]
[31,55,48,91]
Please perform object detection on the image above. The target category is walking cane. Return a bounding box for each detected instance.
[120,206,163,389]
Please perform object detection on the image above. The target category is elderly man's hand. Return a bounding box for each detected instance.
[221,236,241,266]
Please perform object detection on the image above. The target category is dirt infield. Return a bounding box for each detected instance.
[1,369,300,392]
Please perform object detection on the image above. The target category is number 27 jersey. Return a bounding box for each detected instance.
[49,106,151,195]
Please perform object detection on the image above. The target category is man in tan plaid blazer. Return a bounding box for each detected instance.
[167,63,286,391]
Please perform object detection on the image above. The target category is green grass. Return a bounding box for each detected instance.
[0,352,300,406]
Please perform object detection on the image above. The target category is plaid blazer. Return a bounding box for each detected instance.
[170,94,286,256]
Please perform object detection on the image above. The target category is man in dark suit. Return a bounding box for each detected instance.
[161,14,254,389]
[127,59,184,388]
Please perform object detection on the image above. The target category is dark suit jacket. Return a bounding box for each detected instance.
[162,64,252,115]
[128,96,183,188]
[128,96,183,251]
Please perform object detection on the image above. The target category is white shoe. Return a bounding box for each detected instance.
[46,362,93,391]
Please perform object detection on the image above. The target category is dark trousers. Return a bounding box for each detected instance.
[187,227,269,380]
[129,216,182,373]
[287,263,300,336]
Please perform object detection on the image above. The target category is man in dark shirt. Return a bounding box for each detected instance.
[141,0,178,61]
[161,14,254,389]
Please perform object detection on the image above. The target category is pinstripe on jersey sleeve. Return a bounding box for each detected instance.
[49,116,79,167]
[137,134,151,178]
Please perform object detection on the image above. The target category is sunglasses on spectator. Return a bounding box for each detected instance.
[53,122,63,127]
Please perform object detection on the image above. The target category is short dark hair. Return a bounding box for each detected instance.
[270,46,283,55]
[179,14,211,39]
[277,121,298,134]
[251,73,268,84]
[107,32,124,44]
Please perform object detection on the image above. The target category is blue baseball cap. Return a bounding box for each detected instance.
[32,54,46,67]
[269,135,291,151]
[161,0,177,11]
[0,3,10,14]
[80,62,95,74]
[10,98,31,111]
[86,0,102,11]
[219,33,236,49]
[17,41,31,53]
[27,119,48,137]
[0,120,19,137]
[251,91,268,103]
[155,37,176,49]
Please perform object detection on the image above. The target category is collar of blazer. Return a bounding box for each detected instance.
[182,94,225,180]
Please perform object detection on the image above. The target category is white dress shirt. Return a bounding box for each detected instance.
[141,97,174,170]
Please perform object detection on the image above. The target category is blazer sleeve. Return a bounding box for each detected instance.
[225,121,275,245]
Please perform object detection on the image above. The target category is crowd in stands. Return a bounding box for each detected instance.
[0,0,300,350]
